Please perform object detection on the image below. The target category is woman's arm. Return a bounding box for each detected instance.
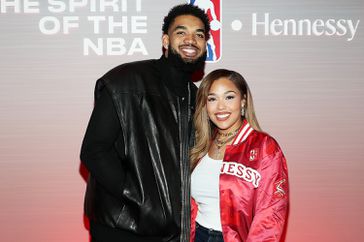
[247,139,289,242]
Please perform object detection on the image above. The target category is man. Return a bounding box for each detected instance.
[80,4,210,242]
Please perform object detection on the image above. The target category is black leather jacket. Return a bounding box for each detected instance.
[81,56,196,242]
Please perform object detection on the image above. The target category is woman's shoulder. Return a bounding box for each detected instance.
[250,129,283,156]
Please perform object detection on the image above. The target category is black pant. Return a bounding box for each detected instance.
[90,221,165,242]
[195,223,224,242]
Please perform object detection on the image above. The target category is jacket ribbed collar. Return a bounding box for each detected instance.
[158,55,191,97]
[232,119,254,145]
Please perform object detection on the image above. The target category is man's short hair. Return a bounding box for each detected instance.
[162,4,211,40]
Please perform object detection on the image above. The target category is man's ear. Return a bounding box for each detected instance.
[162,34,169,49]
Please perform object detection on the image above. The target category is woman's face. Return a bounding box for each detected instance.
[206,77,245,132]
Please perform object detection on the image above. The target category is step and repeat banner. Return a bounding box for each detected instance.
[1,0,363,241]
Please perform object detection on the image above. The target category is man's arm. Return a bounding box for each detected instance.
[80,86,125,199]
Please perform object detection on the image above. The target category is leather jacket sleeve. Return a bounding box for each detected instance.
[247,140,289,242]
[80,87,125,200]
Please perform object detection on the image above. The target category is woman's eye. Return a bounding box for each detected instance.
[207,97,216,102]
[226,95,235,100]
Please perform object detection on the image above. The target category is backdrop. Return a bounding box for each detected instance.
[1,0,363,241]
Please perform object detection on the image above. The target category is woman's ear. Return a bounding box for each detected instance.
[241,94,247,108]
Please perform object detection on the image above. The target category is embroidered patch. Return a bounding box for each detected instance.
[274,179,287,197]
[249,149,258,161]
[220,161,261,188]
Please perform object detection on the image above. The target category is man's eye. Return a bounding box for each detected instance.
[196,33,205,38]
[176,31,185,35]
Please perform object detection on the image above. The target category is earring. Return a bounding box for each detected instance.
[241,107,245,116]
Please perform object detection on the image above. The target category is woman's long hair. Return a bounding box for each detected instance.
[190,69,261,170]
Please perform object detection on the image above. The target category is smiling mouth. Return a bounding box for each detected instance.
[179,45,199,58]
[215,113,231,121]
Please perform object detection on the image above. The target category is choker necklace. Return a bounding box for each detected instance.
[218,127,240,137]
[213,126,241,156]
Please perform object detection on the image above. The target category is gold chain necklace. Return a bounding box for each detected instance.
[214,135,236,149]
[213,127,241,156]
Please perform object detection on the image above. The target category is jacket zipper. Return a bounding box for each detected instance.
[179,83,191,242]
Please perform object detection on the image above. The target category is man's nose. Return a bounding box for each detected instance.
[183,33,196,44]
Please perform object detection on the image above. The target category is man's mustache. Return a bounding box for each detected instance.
[179,43,200,50]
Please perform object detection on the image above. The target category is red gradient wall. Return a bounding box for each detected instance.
[0,1,363,241]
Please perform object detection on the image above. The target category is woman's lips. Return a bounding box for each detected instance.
[215,112,231,121]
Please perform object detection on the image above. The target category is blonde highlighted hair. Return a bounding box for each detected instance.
[190,69,261,169]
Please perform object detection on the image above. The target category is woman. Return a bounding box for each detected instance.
[190,69,289,242]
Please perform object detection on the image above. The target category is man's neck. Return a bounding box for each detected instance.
[160,55,191,97]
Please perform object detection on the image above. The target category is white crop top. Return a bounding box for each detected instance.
[191,153,223,231]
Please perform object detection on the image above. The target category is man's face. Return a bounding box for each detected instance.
[163,15,207,63]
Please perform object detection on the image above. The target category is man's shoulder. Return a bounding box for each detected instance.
[104,59,158,79]
[98,58,162,93]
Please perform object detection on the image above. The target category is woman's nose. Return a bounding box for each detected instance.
[217,100,225,110]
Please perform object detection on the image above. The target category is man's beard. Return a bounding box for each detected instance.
[167,45,207,73]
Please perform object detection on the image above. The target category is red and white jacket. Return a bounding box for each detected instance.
[190,120,289,242]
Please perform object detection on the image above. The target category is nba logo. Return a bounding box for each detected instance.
[187,0,222,62]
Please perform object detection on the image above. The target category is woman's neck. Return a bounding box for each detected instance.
[217,119,243,137]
